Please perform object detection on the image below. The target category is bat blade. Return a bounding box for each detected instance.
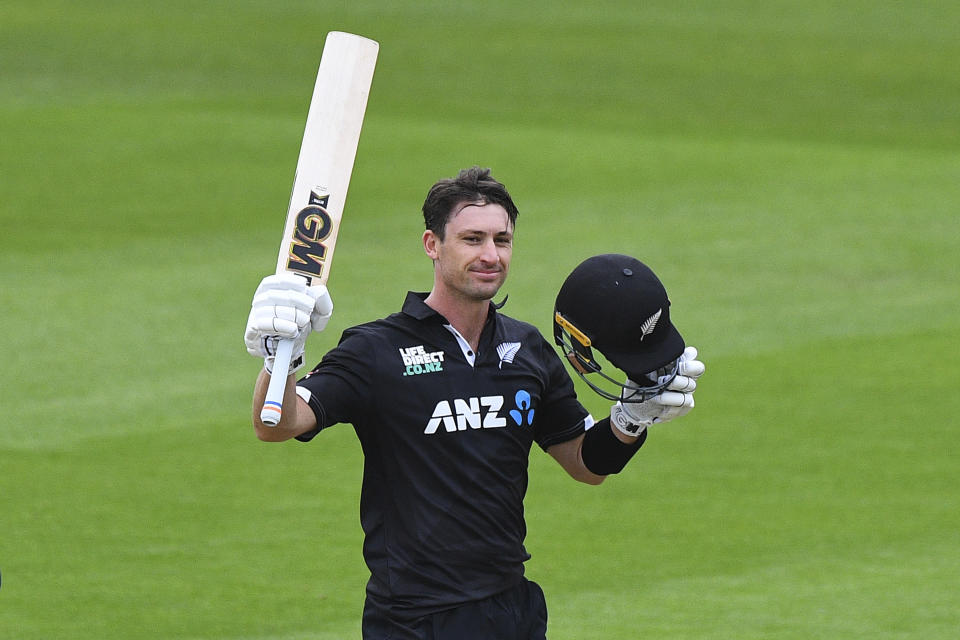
[261,32,378,427]
[277,31,379,286]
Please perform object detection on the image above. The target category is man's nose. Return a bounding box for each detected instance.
[479,238,499,263]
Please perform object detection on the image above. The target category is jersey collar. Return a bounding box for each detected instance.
[401,291,507,323]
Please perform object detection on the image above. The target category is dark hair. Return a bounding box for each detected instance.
[422,167,519,239]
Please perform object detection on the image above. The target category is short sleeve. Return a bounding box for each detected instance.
[531,336,591,450]
[295,328,375,441]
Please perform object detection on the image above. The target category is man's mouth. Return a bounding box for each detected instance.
[471,267,501,279]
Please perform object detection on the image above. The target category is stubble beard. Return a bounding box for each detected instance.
[444,264,507,303]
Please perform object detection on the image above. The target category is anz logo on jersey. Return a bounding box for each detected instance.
[424,390,535,434]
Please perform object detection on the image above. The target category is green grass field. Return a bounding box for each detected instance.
[2,1,958,638]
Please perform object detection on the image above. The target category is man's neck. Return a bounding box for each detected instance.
[423,290,490,352]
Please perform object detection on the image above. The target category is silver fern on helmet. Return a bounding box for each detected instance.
[640,308,662,341]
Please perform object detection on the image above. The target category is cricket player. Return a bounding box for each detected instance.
[245,167,705,639]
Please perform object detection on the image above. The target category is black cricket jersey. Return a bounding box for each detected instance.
[295,292,591,621]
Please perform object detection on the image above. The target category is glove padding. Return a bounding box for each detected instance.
[244,274,333,373]
[610,347,705,436]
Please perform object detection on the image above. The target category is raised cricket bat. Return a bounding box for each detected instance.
[260,32,378,426]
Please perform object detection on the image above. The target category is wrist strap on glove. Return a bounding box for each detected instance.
[610,402,649,437]
[260,336,305,375]
[263,352,305,375]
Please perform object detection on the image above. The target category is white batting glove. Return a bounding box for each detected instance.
[659,346,705,391]
[610,347,705,436]
[244,274,333,373]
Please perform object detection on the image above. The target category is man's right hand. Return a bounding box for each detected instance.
[244,274,333,373]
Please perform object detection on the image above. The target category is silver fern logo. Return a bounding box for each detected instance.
[497,342,522,369]
[640,309,662,341]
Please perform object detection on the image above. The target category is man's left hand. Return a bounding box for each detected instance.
[610,347,705,436]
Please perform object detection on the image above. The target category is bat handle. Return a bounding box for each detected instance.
[260,338,295,426]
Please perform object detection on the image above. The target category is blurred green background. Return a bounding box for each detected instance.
[2,1,958,638]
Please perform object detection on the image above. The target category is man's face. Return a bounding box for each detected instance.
[424,201,514,303]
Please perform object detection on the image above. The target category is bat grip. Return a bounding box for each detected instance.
[260,338,295,426]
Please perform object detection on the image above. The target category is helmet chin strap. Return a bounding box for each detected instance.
[564,351,591,375]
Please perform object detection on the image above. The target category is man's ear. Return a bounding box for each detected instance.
[423,230,440,260]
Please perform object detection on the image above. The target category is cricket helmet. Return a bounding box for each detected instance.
[554,254,685,402]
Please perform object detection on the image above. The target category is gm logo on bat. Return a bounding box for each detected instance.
[286,190,333,280]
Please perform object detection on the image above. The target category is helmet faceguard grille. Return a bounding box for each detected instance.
[554,311,679,402]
